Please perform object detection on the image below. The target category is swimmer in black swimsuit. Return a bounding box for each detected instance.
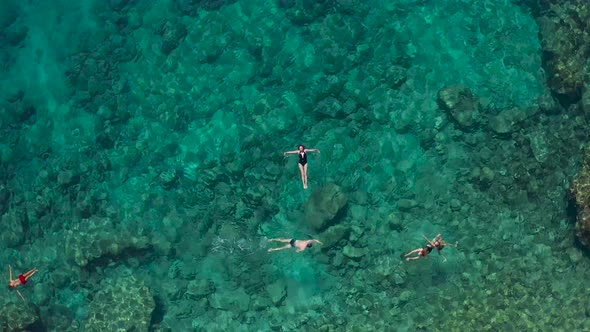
[405,244,434,261]
[267,238,323,253]
[283,145,320,189]
[405,234,457,262]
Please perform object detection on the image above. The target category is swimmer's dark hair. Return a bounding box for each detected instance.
[299,144,306,150]
[307,242,313,248]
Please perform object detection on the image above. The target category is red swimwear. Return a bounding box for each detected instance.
[18,274,26,285]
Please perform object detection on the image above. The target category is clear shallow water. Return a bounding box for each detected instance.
[0,0,589,331]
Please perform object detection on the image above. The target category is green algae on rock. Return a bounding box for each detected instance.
[84,275,155,332]
[571,147,590,250]
[65,217,150,267]
[0,302,42,331]
[537,0,590,98]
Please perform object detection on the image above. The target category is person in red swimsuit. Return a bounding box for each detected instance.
[8,266,38,302]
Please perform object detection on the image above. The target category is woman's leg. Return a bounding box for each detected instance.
[24,268,37,279]
[298,163,305,188]
[303,164,309,189]
[405,249,424,261]
[405,249,420,257]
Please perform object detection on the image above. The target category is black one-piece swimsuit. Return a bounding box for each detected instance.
[299,152,307,166]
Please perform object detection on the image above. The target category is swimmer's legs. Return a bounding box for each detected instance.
[404,249,422,261]
[268,238,292,243]
[24,268,38,279]
[298,163,306,189]
[405,249,421,257]
[405,256,422,261]
[303,163,309,189]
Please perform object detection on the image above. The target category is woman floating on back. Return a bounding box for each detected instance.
[8,265,38,302]
[284,145,320,189]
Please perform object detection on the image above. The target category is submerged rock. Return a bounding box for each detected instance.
[342,244,367,259]
[571,147,590,250]
[397,199,418,212]
[0,302,42,331]
[209,288,251,312]
[488,107,528,134]
[84,275,155,332]
[265,280,287,305]
[437,85,481,129]
[527,130,550,163]
[65,217,150,267]
[158,19,188,55]
[581,86,590,113]
[319,224,348,247]
[305,183,348,231]
[186,279,215,300]
[174,0,238,15]
[0,209,26,248]
[537,0,590,98]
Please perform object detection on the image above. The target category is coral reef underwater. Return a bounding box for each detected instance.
[0,0,590,330]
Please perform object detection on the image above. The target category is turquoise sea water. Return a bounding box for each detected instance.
[0,0,589,330]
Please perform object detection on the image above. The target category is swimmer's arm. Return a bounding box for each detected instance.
[16,290,25,303]
[422,235,435,246]
[305,148,320,153]
[311,239,323,245]
[9,265,12,280]
[283,150,298,156]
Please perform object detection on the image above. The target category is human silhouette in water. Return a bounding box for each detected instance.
[267,238,323,253]
[283,145,320,189]
[8,266,38,302]
[405,234,457,262]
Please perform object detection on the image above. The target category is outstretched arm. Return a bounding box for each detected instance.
[283,150,298,156]
[422,235,436,247]
[16,290,25,303]
[311,239,323,245]
[448,241,459,247]
[9,265,12,280]
[305,148,320,153]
